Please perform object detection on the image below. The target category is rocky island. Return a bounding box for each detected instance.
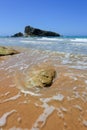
[24,26,60,37]
[12,25,60,37]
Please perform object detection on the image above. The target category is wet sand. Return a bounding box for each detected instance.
[0,48,87,130]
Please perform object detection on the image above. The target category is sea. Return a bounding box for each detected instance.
[0,36,87,70]
[0,36,87,55]
[0,36,87,129]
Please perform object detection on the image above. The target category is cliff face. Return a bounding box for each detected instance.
[24,26,60,37]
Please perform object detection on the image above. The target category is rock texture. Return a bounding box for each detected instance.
[0,46,19,56]
[12,32,24,37]
[25,65,56,88]
[24,26,60,37]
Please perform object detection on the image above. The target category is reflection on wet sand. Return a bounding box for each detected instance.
[0,48,87,130]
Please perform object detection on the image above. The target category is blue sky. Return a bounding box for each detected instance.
[0,0,87,36]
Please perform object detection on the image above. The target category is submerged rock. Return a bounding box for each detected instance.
[24,26,60,37]
[26,65,56,88]
[0,46,19,56]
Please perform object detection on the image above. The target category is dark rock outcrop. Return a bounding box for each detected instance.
[24,26,60,37]
[12,32,24,37]
[0,46,19,56]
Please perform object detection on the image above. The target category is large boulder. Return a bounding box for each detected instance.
[0,46,19,56]
[11,32,24,37]
[25,65,56,88]
[24,26,60,37]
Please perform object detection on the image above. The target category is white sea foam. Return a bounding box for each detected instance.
[60,107,67,112]
[40,94,64,103]
[31,105,55,130]
[52,94,64,101]
[21,41,36,43]
[20,40,52,44]
[39,37,61,41]
[73,105,83,111]
[21,89,41,96]
[85,80,87,84]
[83,120,87,127]
[71,38,87,42]
[31,93,64,129]
[0,92,21,103]
[70,65,87,70]
[0,110,16,127]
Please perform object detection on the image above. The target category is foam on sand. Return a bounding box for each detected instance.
[0,110,16,127]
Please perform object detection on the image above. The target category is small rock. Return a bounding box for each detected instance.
[26,65,56,88]
[0,46,19,56]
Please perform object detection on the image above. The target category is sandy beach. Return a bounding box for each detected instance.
[0,48,87,130]
[0,0,87,129]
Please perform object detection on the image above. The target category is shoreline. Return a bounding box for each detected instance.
[0,47,87,129]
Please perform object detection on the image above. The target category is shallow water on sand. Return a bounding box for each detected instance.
[0,36,87,55]
[0,47,87,130]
